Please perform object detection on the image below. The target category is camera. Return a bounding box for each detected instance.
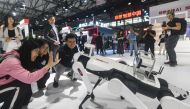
[162,21,167,27]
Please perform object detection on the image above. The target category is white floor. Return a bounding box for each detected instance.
[28,40,190,109]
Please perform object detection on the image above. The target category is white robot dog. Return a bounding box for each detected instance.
[72,44,190,109]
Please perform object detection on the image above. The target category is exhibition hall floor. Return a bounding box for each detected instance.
[28,40,190,109]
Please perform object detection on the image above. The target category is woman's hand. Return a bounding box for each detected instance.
[16,36,20,41]
[45,51,54,69]
[53,53,61,66]
[5,37,11,42]
[45,51,60,69]
[54,41,60,45]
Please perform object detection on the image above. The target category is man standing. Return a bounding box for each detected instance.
[112,33,117,54]
[44,15,60,61]
[143,24,156,57]
[163,10,182,67]
[127,27,139,56]
[78,32,83,51]
[78,32,86,51]
[96,32,104,55]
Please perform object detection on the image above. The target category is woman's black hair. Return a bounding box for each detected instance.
[36,39,49,47]
[17,39,40,71]
[4,15,16,27]
[117,30,124,37]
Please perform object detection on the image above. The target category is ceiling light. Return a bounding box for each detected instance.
[55,11,59,15]
[12,12,16,16]
[35,21,39,25]
[128,2,131,5]
[22,4,26,7]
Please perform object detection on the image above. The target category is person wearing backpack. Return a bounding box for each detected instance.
[163,10,186,67]
[0,39,59,109]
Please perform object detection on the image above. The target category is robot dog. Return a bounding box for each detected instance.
[72,44,190,109]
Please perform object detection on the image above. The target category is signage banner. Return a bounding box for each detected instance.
[20,19,29,25]
[150,1,190,17]
[114,10,142,20]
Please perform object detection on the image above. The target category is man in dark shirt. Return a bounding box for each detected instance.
[143,24,156,57]
[78,32,87,51]
[53,33,78,88]
[96,32,104,55]
[163,10,181,67]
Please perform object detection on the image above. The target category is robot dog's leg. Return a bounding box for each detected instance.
[91,77,103,100]
[73,62,93,94]
[73,62,103,108]
[73,62,94,109]
[168,83,189,100]
[160,96,190,109]
[78,77,103,109]
[157,80,190,109]
[107,78,148,109]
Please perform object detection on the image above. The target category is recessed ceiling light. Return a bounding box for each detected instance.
[12,12,16,16]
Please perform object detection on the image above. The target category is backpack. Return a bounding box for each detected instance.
[177,18,187,35]
[0,54,19,80]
